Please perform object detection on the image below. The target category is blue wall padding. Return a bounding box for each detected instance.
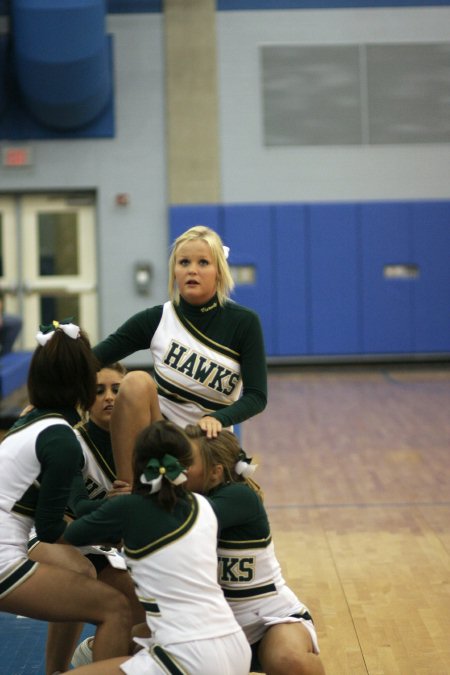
[169,205,222,244]
[273,204,309,356]
[12,0,112,130]
[412,202,450,352]
[0,352,32,398]
[169,200,450,358]
[309,203,361,355]
[360,202,414,353]
[222,205,275,355]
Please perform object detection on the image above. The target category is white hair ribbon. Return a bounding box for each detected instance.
[223,246,230,260]
[36,321,81,347]
[235,459,258,478]
[140,473,163,494]
[139,471,187,494]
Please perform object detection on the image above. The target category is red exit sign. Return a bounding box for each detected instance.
[2,146,34,167]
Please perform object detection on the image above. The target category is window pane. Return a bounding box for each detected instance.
[261,44,362,146]
[367,43,450,144]
[38,212,78,276]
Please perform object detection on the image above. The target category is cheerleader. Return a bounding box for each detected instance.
[184,426,327,675]
[93,226,267,483]
[29,362,144,673]
[63,420,251,675]
[0,321,132,672]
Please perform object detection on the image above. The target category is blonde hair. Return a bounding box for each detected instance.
[184,425,263,499]
[168,226,234,306]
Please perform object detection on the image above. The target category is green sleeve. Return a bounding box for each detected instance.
[67,473,106,517]
[213,308,267,427]
[208,484,261,531]
[93,306,163,366]
[35,425,83,542]
[64,496,127,547]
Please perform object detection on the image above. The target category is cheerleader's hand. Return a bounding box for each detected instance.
[108,480,132,498]
[198,416,222,439]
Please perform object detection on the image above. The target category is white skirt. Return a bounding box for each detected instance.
[230,584,320,653]
[0,510,39,598]
[120,630,251,675]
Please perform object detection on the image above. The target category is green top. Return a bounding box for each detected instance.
[93,296,267,427]
[64,492,197,556]
[208,482,270,544]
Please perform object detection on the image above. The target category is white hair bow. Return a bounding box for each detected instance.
[235,460,258,478]
[36,320,81,346]
[223,246,230,260]
[140,471,187,494]
[235,455,258,478]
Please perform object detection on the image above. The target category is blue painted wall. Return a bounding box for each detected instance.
[170,200,450,359]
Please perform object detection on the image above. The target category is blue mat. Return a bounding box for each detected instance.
[0,613,94,674]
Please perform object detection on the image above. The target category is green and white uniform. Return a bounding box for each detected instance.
[209,482,320,652]
[28,419,111,553]
[74,420,116,501]
[64,420,127,568]
[0,408,82,598]
[93,296,267,428]
[64,491,251,675]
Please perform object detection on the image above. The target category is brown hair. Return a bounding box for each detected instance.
[184,425,263,499]
[101,362,127,377]
[168,226,234,306]
[28,328,98,411]
[133,420,193,511]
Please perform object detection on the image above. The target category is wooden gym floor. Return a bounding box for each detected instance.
[0,363,449,674]
[244,363,450,675]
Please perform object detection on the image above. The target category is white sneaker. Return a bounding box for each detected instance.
[71,636,94,667]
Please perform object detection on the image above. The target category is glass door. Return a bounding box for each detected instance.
[0,194,98,350]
